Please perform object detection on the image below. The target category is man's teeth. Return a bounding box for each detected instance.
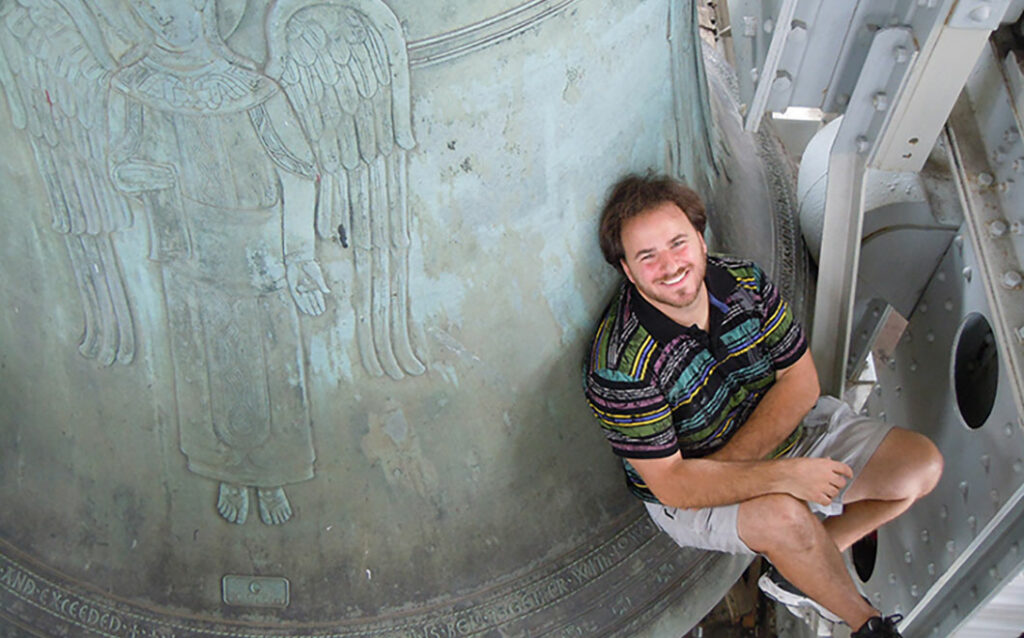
[663,272,686,285]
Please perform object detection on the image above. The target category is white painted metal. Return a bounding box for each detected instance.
[743,0,798,131]
[810,28,917,397]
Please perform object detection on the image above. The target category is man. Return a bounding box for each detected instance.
[583,174,943,637]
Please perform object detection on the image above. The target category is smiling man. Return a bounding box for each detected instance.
[583,174,943,637]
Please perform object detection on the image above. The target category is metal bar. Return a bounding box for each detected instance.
[811,28,916,396]
[743,0,797,132]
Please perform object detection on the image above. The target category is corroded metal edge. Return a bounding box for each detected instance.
[406,0,580,67]
[0,506,735,637]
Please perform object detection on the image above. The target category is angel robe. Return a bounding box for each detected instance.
[111,58,317,487]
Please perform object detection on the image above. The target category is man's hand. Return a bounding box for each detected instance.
[774,457,853,506]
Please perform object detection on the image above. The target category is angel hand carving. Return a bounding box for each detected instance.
[286,257,330,316]
[111,160,177,193]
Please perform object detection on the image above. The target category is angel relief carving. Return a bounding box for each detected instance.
[0,0,425,525]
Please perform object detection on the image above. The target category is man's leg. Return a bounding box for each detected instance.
[824,427,943,551]
[739,493,877,629]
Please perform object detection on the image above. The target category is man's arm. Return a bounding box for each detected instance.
[629,451,852,510]
[706,348,820,462]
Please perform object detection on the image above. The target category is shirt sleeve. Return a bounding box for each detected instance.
[583,368,679,459]
[751,262,808,370]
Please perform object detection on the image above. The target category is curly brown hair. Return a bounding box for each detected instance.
[598,173,707,271]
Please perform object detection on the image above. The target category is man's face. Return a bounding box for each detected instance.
[619,201,708,324]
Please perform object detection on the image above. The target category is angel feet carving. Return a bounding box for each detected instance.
[257,487,293,525]
[216,482,249,524]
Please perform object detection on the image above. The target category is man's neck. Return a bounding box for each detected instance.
[640,285,711,332]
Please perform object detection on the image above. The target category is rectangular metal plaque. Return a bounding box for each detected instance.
[222,575,290,608]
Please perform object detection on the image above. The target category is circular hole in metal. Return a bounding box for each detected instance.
[908,137,919,145]
[852,531,877,582]
[953,313,999,429]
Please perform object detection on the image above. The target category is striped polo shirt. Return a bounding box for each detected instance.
[583,255,808,503]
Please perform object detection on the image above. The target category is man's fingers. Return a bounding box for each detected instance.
[833,461,854,478]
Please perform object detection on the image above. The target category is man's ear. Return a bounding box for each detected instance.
[620,258,635,284]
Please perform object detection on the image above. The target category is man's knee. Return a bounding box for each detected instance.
[913,432,944,497]
[738,494,821,555]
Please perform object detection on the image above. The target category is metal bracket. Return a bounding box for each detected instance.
[811,27,917,396]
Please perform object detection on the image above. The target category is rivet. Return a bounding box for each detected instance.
[888,358,897,369]
[938,271,948,282]
[941,505,949,519]
[910,584,919,597]
[1014,158,1024,172]
[1002,271,1023,289]
[1012,542,1020,554]
[968,515,977,533]
[894,46,909,63]
[947,540,956,553]
[981,455,991,473]
[904,551,913,564]
[879,411,887,421]
[1015,327,1024,344]
[889,572,897,584]
[873,592,883,605]
[989,220,1008,236]
[944,299,954,311]
[991,489,1000,507]
[875,385,883,396]
[910,361,918,372]
[978,172,994,186]
[970,5,992,22]
[873,92,889,111]
[1011,221,1024,235]
[928,562,936,576]
[894,604,903,615]
[962,267,973,282]
[921,529,930,543]
[1007,127,1021,143]
[970,585,978,599]
[926,331,935,343]
[1014,459,1023,473]
[763,18,774,33]
[993,150,1007,164]
[989,566,999,580]
[960,480,969,498]
[1007,422,1016,437]
[998,181,1011,193]
[920,302,929,313]
[857,135,871,153]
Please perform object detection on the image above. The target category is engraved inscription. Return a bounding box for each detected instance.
[222,575,290,608]
[1,515,676,637]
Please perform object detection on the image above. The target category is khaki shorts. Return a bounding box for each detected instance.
[644,396,892,555]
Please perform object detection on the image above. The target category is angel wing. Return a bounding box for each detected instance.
[266,0,424,380]
[0,0,134,365]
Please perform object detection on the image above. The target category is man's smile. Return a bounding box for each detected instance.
[661,270,688,286]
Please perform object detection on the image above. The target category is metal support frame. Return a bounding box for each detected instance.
[742,0,797,132]
[810,28,917,397]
